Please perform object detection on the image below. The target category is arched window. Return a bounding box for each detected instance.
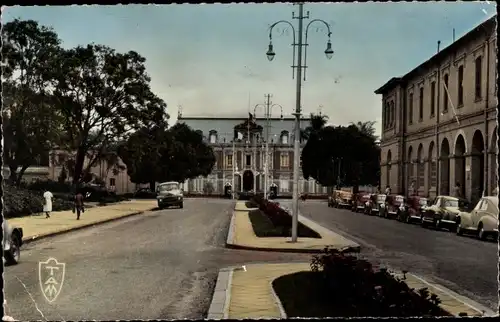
[280,131,289,144]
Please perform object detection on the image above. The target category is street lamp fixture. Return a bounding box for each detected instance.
[266,43,275,61]
[325,40,334,60]
[266,3,334,243]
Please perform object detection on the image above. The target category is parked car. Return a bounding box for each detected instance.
[380,194,405,219]
[133,188,157,199]
[157,181,184,209]
[3,221,23,265]
[365,194,387,215]
[397,195,428,224]
[351,193,371,213]
[329,190,353,208]
[421,196,471,230]
[456,196,499,240]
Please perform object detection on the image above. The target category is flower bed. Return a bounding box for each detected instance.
[272,248,450,317]
[247,209,321,238]
[249,195,321,238]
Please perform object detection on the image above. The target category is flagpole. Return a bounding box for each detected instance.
[232,139,236,199]
[442,82,460,126]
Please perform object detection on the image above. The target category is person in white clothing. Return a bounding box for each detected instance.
[43,190,53,218]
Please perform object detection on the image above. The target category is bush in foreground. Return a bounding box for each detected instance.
[272,248,449,317]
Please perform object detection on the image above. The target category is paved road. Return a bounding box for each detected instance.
[293,200,498,311]
[4,199,310,321]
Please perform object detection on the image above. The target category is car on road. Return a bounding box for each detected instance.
[157,181,184,209]
[351,193,371,213]
[3,221,23,265]
[380,194,405,219]
[365,194,386,216]
[397,195,428,224]
[455,196,499,240]
[421,196,471,230]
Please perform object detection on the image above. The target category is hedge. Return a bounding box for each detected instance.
[3,185,74,218]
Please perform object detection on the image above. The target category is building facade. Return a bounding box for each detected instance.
[375,16,497,204]
[178,114,328,196]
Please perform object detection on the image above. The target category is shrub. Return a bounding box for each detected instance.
[303,248,449,317]
[248,209,321,238]
[3,185,73,218]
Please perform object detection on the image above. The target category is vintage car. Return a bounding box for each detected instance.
[351,193,371,213]
[421,196,471,230]
[456,196,499,240]
[3,221,23,265]
[329,190,353,208]
[157,181,184,209]
[397,196,428,223]
[365,194,387,215]
[380,194,405,219]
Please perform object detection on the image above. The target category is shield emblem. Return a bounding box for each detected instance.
[38,257,65,303]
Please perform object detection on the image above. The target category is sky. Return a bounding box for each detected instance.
[3,2,496,136]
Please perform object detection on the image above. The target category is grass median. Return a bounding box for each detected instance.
[247,209,321,238]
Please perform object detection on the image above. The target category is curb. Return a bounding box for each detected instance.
[269,278,287,318]
[226,205,361,254]
[207,267,234,319]
[22,209,153,244]
[408,273,497,317]
[226,241,361,254]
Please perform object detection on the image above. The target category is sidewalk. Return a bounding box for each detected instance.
[209,262,495,319]
[7,200,157,243]
[227,201,360,253]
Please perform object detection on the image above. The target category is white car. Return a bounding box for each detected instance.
[456,196,499,240]
[3,221,23,265]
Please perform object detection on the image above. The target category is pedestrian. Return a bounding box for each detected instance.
[454,182,462,198]
[384,185,391,195]
[409,181,416,196]
[73,189,85,220]
[43,190,53,219]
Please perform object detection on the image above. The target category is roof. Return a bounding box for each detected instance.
[374,15,496,95]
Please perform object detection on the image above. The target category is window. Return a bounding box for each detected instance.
[110,178,116,187]
[419,87,424,121]
[386,102,391,128]
[226,155,233,168]
[430,160,437,188]
[480,199,489,211]
[430,81,436,117]
[408,93,414,124]
[443,74,449,112]
[281,133,289,144]
[280,153,289,168]
[457,65,464,106]
[246,154,251,167]
[475,56,482,99]
[209,134,217,144]
[382,103,387,129]
[391,102,395,127]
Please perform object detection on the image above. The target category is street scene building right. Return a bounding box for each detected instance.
[375,15,497,204]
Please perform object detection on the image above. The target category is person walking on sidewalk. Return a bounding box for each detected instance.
[74,190,85,220]
[43,190,53,218]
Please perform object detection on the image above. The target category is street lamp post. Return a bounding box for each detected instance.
[254,96,284,197]
[266,2,333,242]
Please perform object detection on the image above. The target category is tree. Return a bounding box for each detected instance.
[44,43,169,184]
[118,123,216,188]
[301,117,380,190]
[2,19,64,185]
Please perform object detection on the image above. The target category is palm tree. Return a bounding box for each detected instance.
[350,120,378,140]
[301,113,328,141]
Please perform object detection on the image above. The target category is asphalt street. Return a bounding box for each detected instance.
[295,200,499,311]
[4,198,310,321]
